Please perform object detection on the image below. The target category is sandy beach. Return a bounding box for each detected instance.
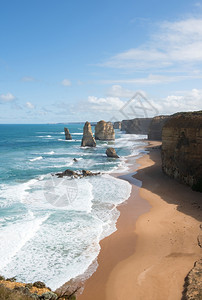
[78,141,202,300]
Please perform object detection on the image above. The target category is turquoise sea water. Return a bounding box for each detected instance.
[0,124,146,289]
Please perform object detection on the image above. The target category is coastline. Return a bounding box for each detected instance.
[78,141,202,300]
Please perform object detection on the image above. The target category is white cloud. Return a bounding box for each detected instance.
[61,79,71,86]
[107,85,134,98]
[0,93,15,103]
[26,101,35,109]
[22,76,35,82]
[149,89,202,115]
[86,88,202,119]
[102,18,202,71]
[88,96,124,112]
[101,74,202,85]
[195,2,202,8]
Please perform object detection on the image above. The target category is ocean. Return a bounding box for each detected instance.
[0,123,146,290]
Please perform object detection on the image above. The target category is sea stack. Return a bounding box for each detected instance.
[162,111,202,191]
[64,127,72,140]
[81,122,96,147]
[106,147,119,158]
[114,121,122,129]
[95,120,115,140]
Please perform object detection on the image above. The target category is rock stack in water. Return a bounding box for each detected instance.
[95,120,115,140]
[106,147,119,158]
[64,127,72,140]
[113,121,122,129]
[81,122,96,147]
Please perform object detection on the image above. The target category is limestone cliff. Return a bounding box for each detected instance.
[64,127,72,140]
[95,120,115,140]
[121,118,152,134]
[81,122,96,147]
[113,121,122,130]
[148,115,170,140]
[162,111,202,191]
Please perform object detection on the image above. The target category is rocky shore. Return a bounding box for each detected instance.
[0,277,78,300]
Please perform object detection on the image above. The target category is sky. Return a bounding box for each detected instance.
[0,0,202,123]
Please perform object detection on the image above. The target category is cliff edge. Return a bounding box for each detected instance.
[162,111,202,191]
[148,115,170,140]
[121,118,152,134]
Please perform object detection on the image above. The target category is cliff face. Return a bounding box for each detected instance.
[162,111,202,191]
[121,118,152,134]
[113,121,122,129]
[81,122,96,147]
[148,116,170,140]
[95,120,115,140]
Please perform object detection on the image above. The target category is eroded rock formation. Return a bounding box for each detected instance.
[121,118,152,134]
[0,277,58,299]
[95,120,115,140]
[148,115,170,140]
[106,147,119,158]
[182,259,202,300]
[114,121,122,129]
[55,169,100,178]
[81,122,96,147]
[64,127,72,140]
[162,111,202,191]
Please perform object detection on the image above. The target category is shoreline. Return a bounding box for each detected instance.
[76,140,152,299]
[57,139,150,296]
[78,141,201,300]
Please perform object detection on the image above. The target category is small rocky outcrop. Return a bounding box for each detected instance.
[162,111,202,191]
[114,121,122,129]
[148,115,170,140]
[6,277,16,282]
[95,120,115,140]
[56,169,77,177]
[182,259,202,300]
[64,127,72,140]
[33,281,46,289]
[55,169,100,178]
[0,278,57,300]
[40,291,58,299]
[81,122,96,147]
[82,170,100,177]
[121,118,152,134]
[106,147,119,158]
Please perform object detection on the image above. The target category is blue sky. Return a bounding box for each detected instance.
[0,0,202,123]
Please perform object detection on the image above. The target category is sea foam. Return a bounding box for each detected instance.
[0,125,145,290]
[29,156,43,162]
[0,174,131,290]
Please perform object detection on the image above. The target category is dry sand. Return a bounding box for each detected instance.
[78,141,202,300]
